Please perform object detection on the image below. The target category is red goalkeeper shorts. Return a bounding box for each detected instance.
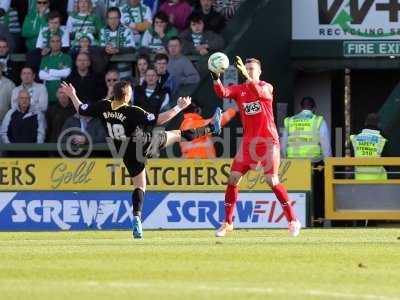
[231,143,280,175]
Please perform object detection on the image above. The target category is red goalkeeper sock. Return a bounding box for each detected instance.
[224,184,238,224]
[272,183,296,222]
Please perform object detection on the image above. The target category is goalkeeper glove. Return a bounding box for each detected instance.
[234,56,250,80]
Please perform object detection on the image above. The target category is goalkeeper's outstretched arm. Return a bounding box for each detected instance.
[212,76,238,99]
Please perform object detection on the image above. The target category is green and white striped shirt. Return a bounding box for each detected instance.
[99,24,135,48]
[66,12,102,38]
[120,3,152,44]
[68,0,123,13]
[71,31,97,47]
[120,3,152,26]
[99,24,135,80]
[36,26,70,48]
[0,8,21,34]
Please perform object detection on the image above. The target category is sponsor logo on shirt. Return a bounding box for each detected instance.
[147,113,155,121]
[243,101,262,115]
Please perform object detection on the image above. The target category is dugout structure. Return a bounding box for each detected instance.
[325,157,400,220]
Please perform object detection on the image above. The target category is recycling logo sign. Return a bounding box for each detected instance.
[293,0,400,40]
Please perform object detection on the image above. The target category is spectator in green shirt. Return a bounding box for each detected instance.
[66,0,103,41]
[140,11,178,54]
[36,11,70,57]
[39,35,72,103]
[22,0,49,51]
[99,7,135,81]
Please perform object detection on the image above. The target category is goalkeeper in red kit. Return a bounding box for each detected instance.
[211,56,301,237]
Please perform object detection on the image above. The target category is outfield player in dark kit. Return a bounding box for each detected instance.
[60,81,222,239]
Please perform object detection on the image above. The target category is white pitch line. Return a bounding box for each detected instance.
[307,290,400,300]
[1,279,398,300]
[96,281,400,300]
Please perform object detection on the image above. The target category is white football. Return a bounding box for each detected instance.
[208,52,229,74]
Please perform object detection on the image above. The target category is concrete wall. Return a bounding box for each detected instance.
[293,73,332,132]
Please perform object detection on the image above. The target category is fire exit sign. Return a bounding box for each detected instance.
[343,41,400,57]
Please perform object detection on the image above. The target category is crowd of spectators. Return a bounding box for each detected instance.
[0,0,243,155]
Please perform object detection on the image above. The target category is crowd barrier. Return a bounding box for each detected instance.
[10,53,199,63]
[325,157,400,220]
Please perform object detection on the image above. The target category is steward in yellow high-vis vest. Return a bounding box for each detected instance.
[283,96,331,163]
[281,96,332,162]
[350,114,387,180]
[284,112,324,160]
[282,97,332,222]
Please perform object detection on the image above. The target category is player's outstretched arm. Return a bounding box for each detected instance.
[212,76,238,99]
[156,96,191,125]
[60,82,83,112]
[210,56,238,99]
[234,56,273,100]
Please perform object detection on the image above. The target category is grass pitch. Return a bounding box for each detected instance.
[0,229,400,300]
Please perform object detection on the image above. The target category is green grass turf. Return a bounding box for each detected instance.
[0,229,400,300]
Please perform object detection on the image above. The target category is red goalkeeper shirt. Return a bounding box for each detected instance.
[213,80,279,145]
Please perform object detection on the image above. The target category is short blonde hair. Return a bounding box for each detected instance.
[245,58,261,68]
